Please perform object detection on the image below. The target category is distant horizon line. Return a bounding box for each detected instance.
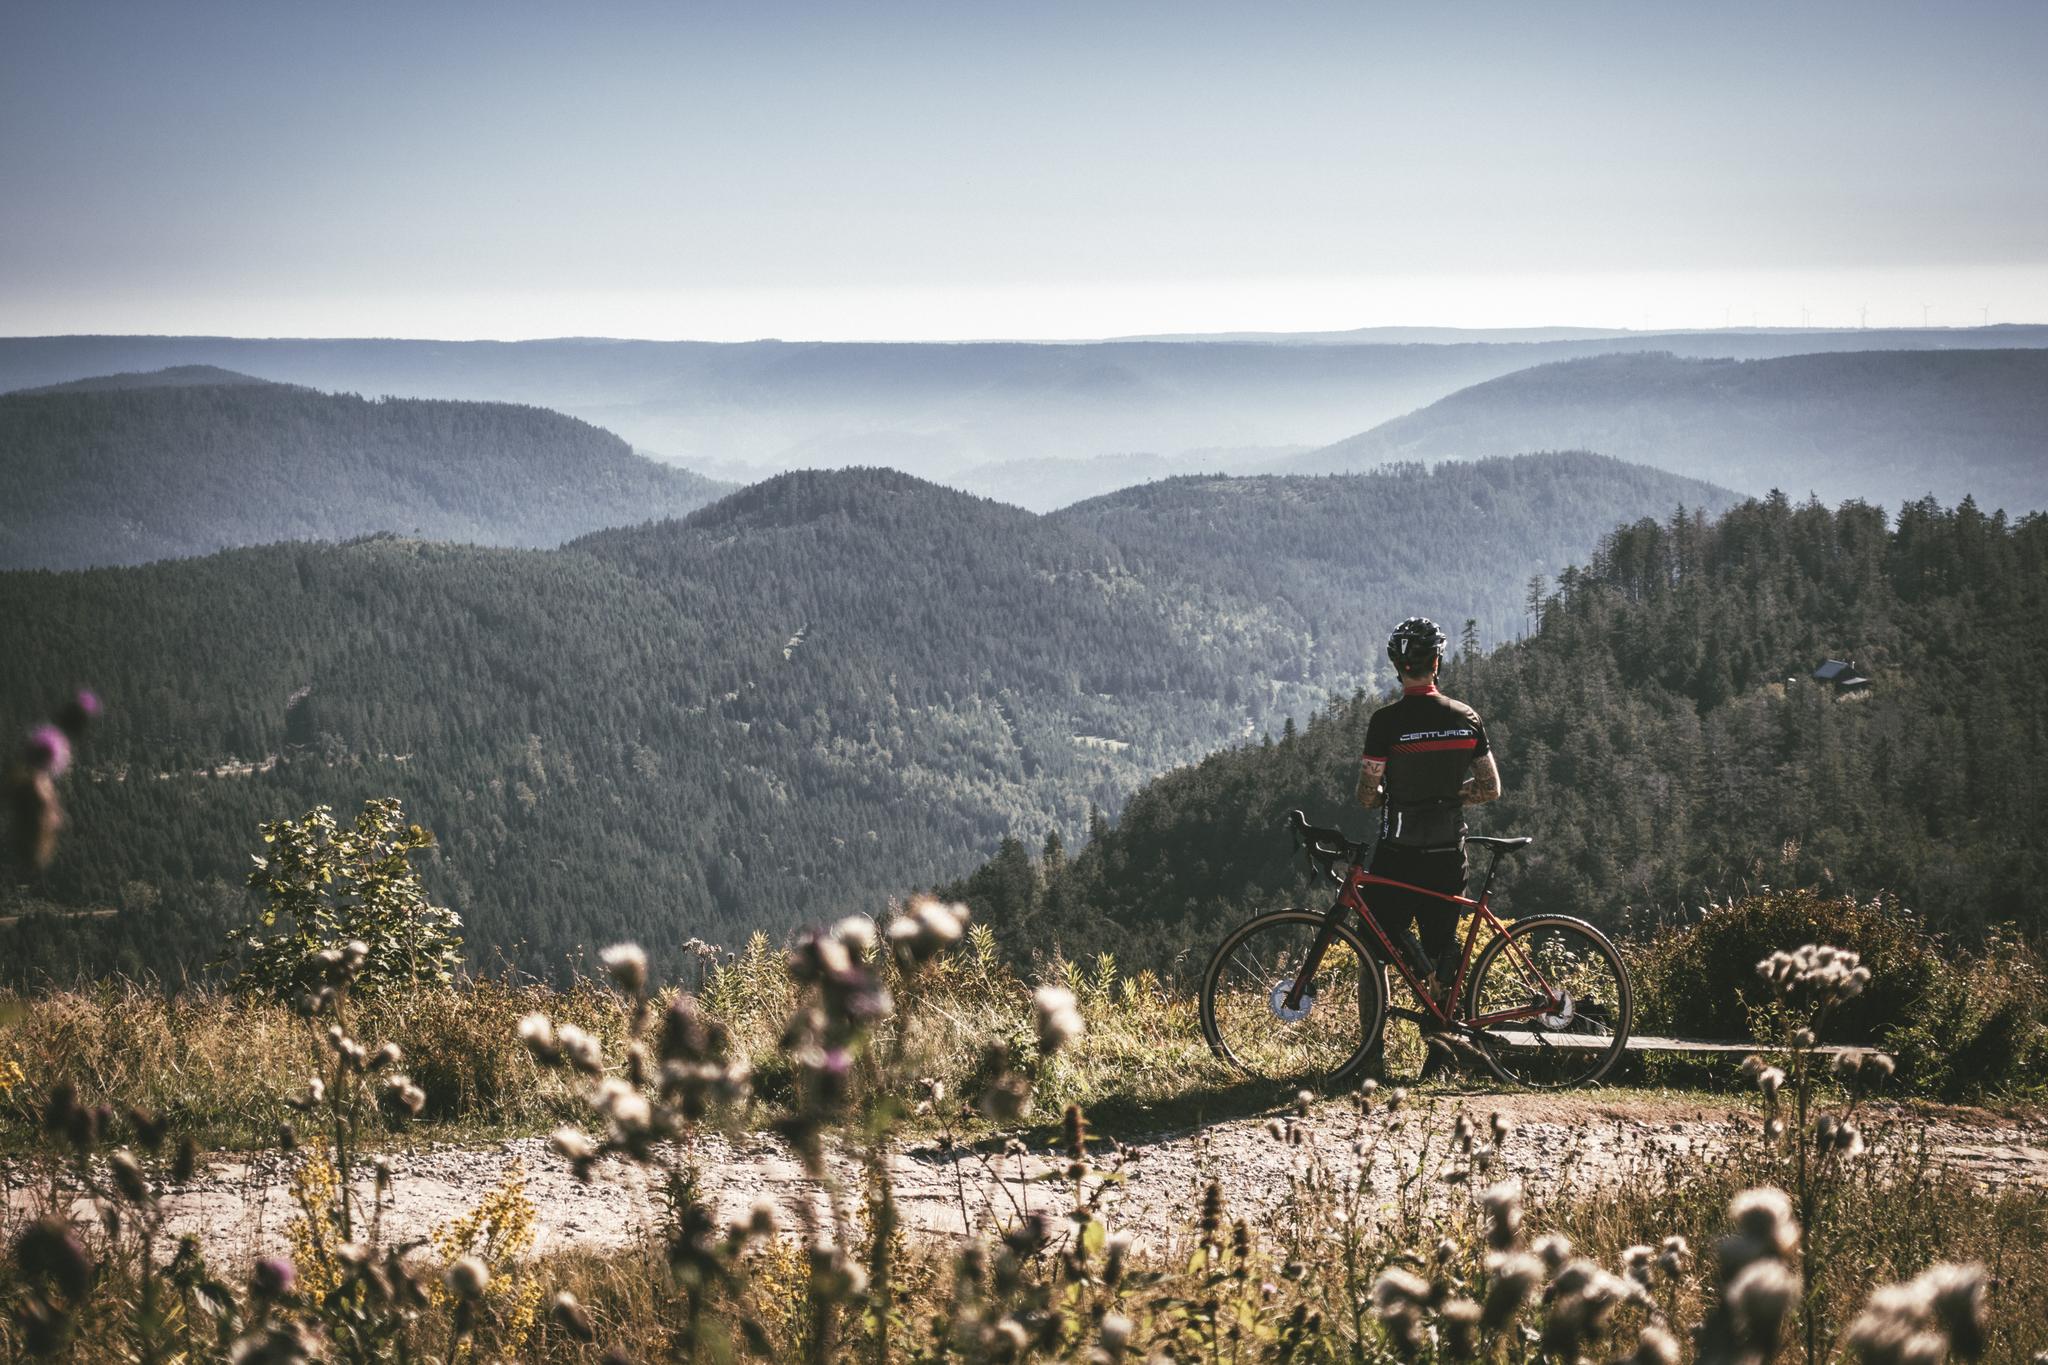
[6,321,2046,347]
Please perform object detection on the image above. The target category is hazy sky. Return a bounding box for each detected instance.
[4,0,2045,340]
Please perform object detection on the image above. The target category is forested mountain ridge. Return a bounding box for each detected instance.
[5,329,2042,485]
[0,456,1729,983]
[1050,453,1736,660]
[1283,349,2048,513]
[948,493,2048,962]
[0,375,732,570]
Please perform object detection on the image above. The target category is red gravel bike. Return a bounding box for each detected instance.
[1198,810,1632,1089]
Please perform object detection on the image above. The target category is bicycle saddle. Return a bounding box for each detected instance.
[1466,835,1534,853]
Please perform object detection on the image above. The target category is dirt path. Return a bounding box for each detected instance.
[7,1093,2044,1267]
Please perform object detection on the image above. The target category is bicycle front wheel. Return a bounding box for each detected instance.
[1200,910,1389,1086]
[1463,914,1632,1089]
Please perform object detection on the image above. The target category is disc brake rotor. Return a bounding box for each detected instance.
[1538,988,1577,1030]
[1269,981,1314,1022]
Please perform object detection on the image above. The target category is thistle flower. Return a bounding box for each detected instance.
[748,1199,778,1237]
[556,1023,605,1075]
[1656,1234,1691,1279]
[23,725,70,777]
[109,1148,150,1204]
[383,1075,426,1118]
[14,1216,93,1301]
[1033,984,1085,1053]
[1490,1111,1512,1144]
[888,896,968,967]
[1621,1244,1656,1288]
[370,1042,403,1071]
[1627,1324,1682,1365]
[1532,1232,1573,1272]
[1726,1259,1799,1349]
[1756,1066,1786,1099]
[444,1255,490,1300]
[1757,944,1870,1005]
[551,1125,597,1165]
[1372,1267,1432,1312]
[1728,1187,1800,1262]
[599,943,648,995]
[832,915,877,957]
[1846,1263,1989,1365]
[552,1290,597,1342]
[251,1256,297,1298]
[1479,1179,1524,1250]
[1480,1251,1544,1329]
[1100,1311,1135,1359]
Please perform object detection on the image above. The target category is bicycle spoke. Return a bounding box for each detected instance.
[1464,917,1631,1088]
[1201,912,1384,1085]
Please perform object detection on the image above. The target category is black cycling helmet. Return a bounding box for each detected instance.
[1387,616,1447,672]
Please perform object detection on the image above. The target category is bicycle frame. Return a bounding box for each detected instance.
[1281,854,1563,1032]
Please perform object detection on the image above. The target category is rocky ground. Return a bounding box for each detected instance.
[6,1091,2043,1266]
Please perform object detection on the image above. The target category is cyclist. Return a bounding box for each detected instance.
[1356,617,1501,1080]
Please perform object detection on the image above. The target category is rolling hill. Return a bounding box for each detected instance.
[3,329,2041,489]
[1281,349,2048,513]
[0,371,732,570]
[0,456,1733,983]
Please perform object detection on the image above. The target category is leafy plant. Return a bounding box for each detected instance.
[224,798,462,999]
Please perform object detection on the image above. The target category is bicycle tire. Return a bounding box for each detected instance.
[1199,909,1390,1086]
[1461,914,1633,1089]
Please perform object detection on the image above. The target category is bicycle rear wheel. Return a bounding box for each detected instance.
[1200,910,1389,1086]
[1462,914,1632,1088]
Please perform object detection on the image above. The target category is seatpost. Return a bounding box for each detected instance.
[1473,846,1503,904]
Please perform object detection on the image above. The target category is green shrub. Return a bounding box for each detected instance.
[1634,887,2047,1096]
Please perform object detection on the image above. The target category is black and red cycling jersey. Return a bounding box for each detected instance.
[1362,683,1490,848]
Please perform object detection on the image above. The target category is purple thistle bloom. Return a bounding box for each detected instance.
[24,725,70,777]
[251,1256,297,1297]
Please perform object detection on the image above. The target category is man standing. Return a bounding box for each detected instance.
[1356,617,1502,1079]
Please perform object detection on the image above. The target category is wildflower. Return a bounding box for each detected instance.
[1033,985,1085,1053]
[251,1256,296,1298]
[1532,1232,1573,1272]
[1542,1260,1632,1356]
[1627,1324,1682,1365]
[374,1155,393,1191]
[1726,1259,1799,1349]
[1490,1111,1512,1144]
[599,943,648,995]
[1441,1297,1483,1360]
[1923,1263,1988,1360]
[1373,1267,1432,1312]
[1100,1311,1135,1359]
[1656,1235,1691,1278]
[1756,1066,1786,1099]
[556,1023,605,1075]
[370,1042,402,1071]
[519,1013,559,1063]
[1199,1181,1225,1242]
[1481,1251,1544,1329]
[1479,1178,1524,1250]
[748,1199,778,1237]
[832,915,877,957]
[382,1075,426,1118]
[552,1290,597,1342]
[1621,1244,1656,1288]
[444,1255,490,1300]
[23,725,71,777]
[14,1217,93,1301]
[1453,1114,1476,1149]
[1103,1231,1131,1287]
[888,896,968,967]
[1728,1187,1800,1263]
[109,1148,150,1204]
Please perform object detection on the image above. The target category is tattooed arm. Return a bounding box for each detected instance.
[1356,757,1386,809]
[1460,753,1502,806]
